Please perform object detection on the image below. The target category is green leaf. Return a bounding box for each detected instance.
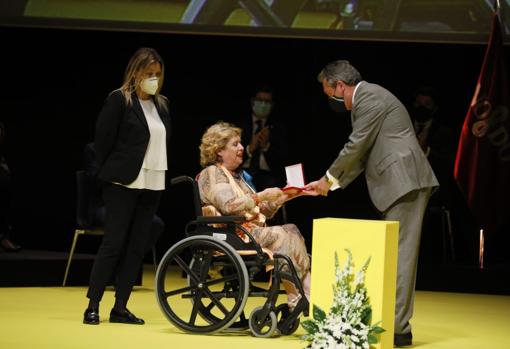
[368,334,378,344]
[371,326,386,334]
[301,320,319,334]
[361,256,372,272]
[313,304,326,321]
[300,334,313,342]
[361,307,372,324]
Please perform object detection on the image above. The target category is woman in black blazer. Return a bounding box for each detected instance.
[83,47,171,325]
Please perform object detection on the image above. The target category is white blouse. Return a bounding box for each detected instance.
[123,98,167,190]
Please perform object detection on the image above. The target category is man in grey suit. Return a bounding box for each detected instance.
[306,60,438,347]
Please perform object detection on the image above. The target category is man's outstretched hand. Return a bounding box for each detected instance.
[304,177,331,196]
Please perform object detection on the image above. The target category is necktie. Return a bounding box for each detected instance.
[254,120,263,134]
[415,123,424,138]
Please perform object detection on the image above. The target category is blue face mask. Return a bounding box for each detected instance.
[252,100,272,118]
[328,95,347,113]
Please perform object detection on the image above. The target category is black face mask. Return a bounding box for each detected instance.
[412,106,435,122]
[328,96,347,113]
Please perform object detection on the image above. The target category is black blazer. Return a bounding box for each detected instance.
[94,90,171,185]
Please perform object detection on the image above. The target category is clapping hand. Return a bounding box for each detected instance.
[249,126,270,152]
[257,126,270,148]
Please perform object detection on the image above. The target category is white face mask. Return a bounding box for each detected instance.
[252,100,272,118]
[140,77,159,95]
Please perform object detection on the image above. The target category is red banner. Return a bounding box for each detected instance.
[453,12,510,232]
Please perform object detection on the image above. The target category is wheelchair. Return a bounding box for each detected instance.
[155,176,309,337]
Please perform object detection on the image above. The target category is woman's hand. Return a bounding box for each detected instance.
[258,187,284,203]
[274,190,302,206]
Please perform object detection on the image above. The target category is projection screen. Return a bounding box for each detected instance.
[1,0,509,44]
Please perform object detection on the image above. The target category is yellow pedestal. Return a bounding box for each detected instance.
[310,218,399,349]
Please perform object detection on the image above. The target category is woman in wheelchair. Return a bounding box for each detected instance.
[197,121,311,309]
[155,121,312,337]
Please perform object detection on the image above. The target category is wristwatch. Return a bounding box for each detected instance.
[323,175,334,187]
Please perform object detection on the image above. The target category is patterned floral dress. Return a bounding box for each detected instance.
[197,165,310,279]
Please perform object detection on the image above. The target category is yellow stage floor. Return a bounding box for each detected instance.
[1,265,509,349]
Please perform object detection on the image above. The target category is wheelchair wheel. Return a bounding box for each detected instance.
[248,306,278,338]
[155,235,249,334]
[275,303,300,335]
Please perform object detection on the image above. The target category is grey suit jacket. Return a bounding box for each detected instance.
[328,82,438,212]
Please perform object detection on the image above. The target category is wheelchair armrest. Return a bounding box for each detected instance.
[185,218,265,257]
[195,215,246,224]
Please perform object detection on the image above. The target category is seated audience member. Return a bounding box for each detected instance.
[409,86,456,209]
[236,84,289,190]
[409,86,459,263]
[0,121,21,252]
[196,121,311,308]
[83,142,164,258]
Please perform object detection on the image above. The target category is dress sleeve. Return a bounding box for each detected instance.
[257,200,280,219]
[198,166,258,216]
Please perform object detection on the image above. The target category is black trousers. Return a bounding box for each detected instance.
[87,183,162,303]
[94,207,165,255]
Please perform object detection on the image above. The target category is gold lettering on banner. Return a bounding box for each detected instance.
[474,98,492,120]
[472,120,488,137]
[472,98,491,137]
[471,96,510,162]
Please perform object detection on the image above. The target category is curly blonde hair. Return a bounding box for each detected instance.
[199,121,242,168]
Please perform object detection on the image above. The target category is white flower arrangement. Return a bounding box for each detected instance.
[301,249,385,349]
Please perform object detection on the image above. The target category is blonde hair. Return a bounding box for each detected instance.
[118,47,168,111]
[199,121,242,168]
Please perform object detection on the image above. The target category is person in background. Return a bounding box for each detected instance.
[305,60,438,347]
[83,47,171,326]
[236,84,289,191]
[409,86,456,210]
[0,121,21,252]
[409,86,458,264]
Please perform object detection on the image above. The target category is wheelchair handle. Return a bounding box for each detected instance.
[170,176,195,185]
[170,175,202,218]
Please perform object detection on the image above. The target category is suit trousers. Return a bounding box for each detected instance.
[382,187,431,335]
[87,183,162,303]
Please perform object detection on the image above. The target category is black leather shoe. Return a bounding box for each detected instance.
[394,332,412,347]
[109,308,145,325]
[227,318,249,332]
[0,237,21,252]
[83,308,100,325]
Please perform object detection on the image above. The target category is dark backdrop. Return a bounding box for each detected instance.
[1,25,508,268]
